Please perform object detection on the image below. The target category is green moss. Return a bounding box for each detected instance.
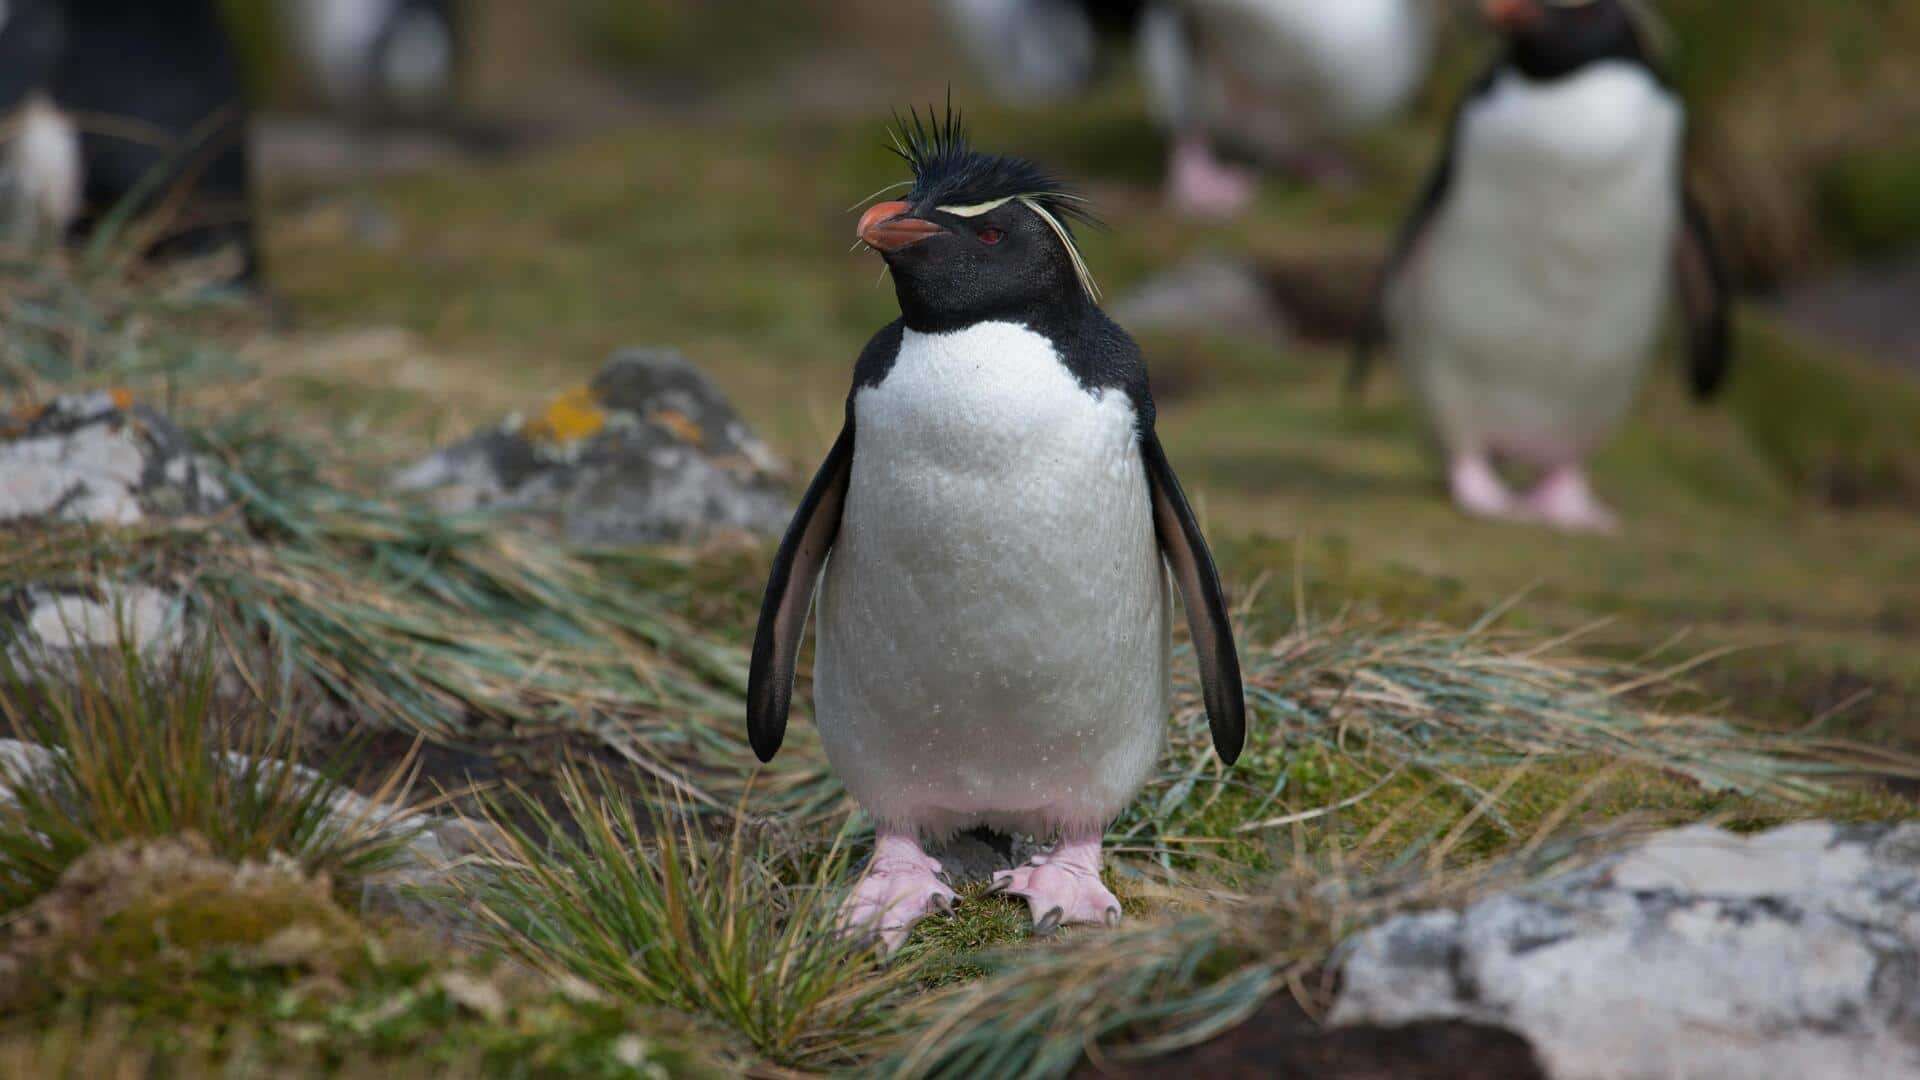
[1725,318,1920,508]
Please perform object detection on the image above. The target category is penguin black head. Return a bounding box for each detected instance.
[1484,0,1650,81]
[856,106,1099,333]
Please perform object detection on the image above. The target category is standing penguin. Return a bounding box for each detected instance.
[1353,0,1731,532]
[278,0,460,121]
[750,109,1244,952]
[1140,0,1434,215]
[0,0,259,281]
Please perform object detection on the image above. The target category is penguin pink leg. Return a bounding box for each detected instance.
[1524,464,1619,534]
[838,831,956,956]
[1449,453,1519,521]
[1167,132,1257,219]
[990,829,1121,933]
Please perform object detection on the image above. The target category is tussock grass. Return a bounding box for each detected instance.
[0,641,415,912]
[1116,609,1917,877]
[0,246,255,398]
[453,767,905,1069]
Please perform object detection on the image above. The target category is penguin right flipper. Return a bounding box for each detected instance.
[1676,186,1733,401]
[747,420,854,763]
[1141,430,1246,765]
[1350,66,1498,396]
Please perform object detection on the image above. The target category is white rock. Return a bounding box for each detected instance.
[1331,823,1920,1080]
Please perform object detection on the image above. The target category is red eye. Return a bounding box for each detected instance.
[977,228,1003,245]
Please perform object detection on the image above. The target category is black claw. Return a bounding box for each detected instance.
[930,892,955,916]
[1104,907,1122,928]
[1034,906,1064,935]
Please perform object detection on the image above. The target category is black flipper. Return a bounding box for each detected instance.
[1677,186,1733,401]
[1140,430,1245,765]
[747,421,854,762]
[1350,66,1499,397]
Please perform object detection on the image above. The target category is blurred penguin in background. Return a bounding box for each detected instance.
[1141,0,1434,216]
[1353,0,1732,533]
[0,0,259,282]
[939,0,1148,104]
[278,0,461,121]
[941,1,1432,219]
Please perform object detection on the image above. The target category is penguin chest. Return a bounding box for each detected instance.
[814,321,1169,833]
[1397,63,1685,453]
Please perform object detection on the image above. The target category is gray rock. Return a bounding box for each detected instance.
[1110,255,1293,344]
[1,582,188,672]
[393,347,792,544]
[0,391,226,526]
[1331,823,1920,1080]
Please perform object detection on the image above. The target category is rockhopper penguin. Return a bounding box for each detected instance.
[1353,0,1731,532]
[749,108,1245,952]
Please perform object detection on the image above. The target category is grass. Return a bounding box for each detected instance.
[0,834,724,1076]
[0,639,415,913]
[453,768,905,1069]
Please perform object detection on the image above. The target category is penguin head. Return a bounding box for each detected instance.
[1483,0,1649,81]
[856,106,1098,331]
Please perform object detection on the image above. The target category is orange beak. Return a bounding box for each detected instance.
[1483,0,1541,31]
[857,200,943,253]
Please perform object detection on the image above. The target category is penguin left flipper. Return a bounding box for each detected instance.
[747,419,854,763]
[1677,186,1733,401]
[1141,430,1246,765]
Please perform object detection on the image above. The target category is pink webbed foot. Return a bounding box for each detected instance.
[989,834,1121,934]
[1167,133,1258,219]
[1449,453,1520,522]
[1524,465,1619,534]
[838,833,957,956]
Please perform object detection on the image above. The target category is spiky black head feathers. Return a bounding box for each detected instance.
[889,105,1096,232]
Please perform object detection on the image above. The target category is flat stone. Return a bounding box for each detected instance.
[1331,822,1920,1080]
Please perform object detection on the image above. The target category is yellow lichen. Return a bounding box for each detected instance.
[522,385,607,447]
[649,408,706,445]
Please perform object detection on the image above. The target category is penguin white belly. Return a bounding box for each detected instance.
[816,321,1170,839]
[1393,63,1683,464]
[0,95,82,242]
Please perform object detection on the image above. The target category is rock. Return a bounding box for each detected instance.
[1,582,188,672]
[1331,823,1920,1080]
[1110,255,1294,344]
[0,391,227,526]
[393,347,792,544]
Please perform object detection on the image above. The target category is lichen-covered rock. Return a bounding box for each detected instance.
[0,391,227,526]
[1331,823,1920,1080]
[392,347,791,544]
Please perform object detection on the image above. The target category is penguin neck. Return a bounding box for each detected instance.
[893,282,1095,347]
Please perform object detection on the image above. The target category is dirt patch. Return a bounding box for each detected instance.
[1078,995,1545,1079]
